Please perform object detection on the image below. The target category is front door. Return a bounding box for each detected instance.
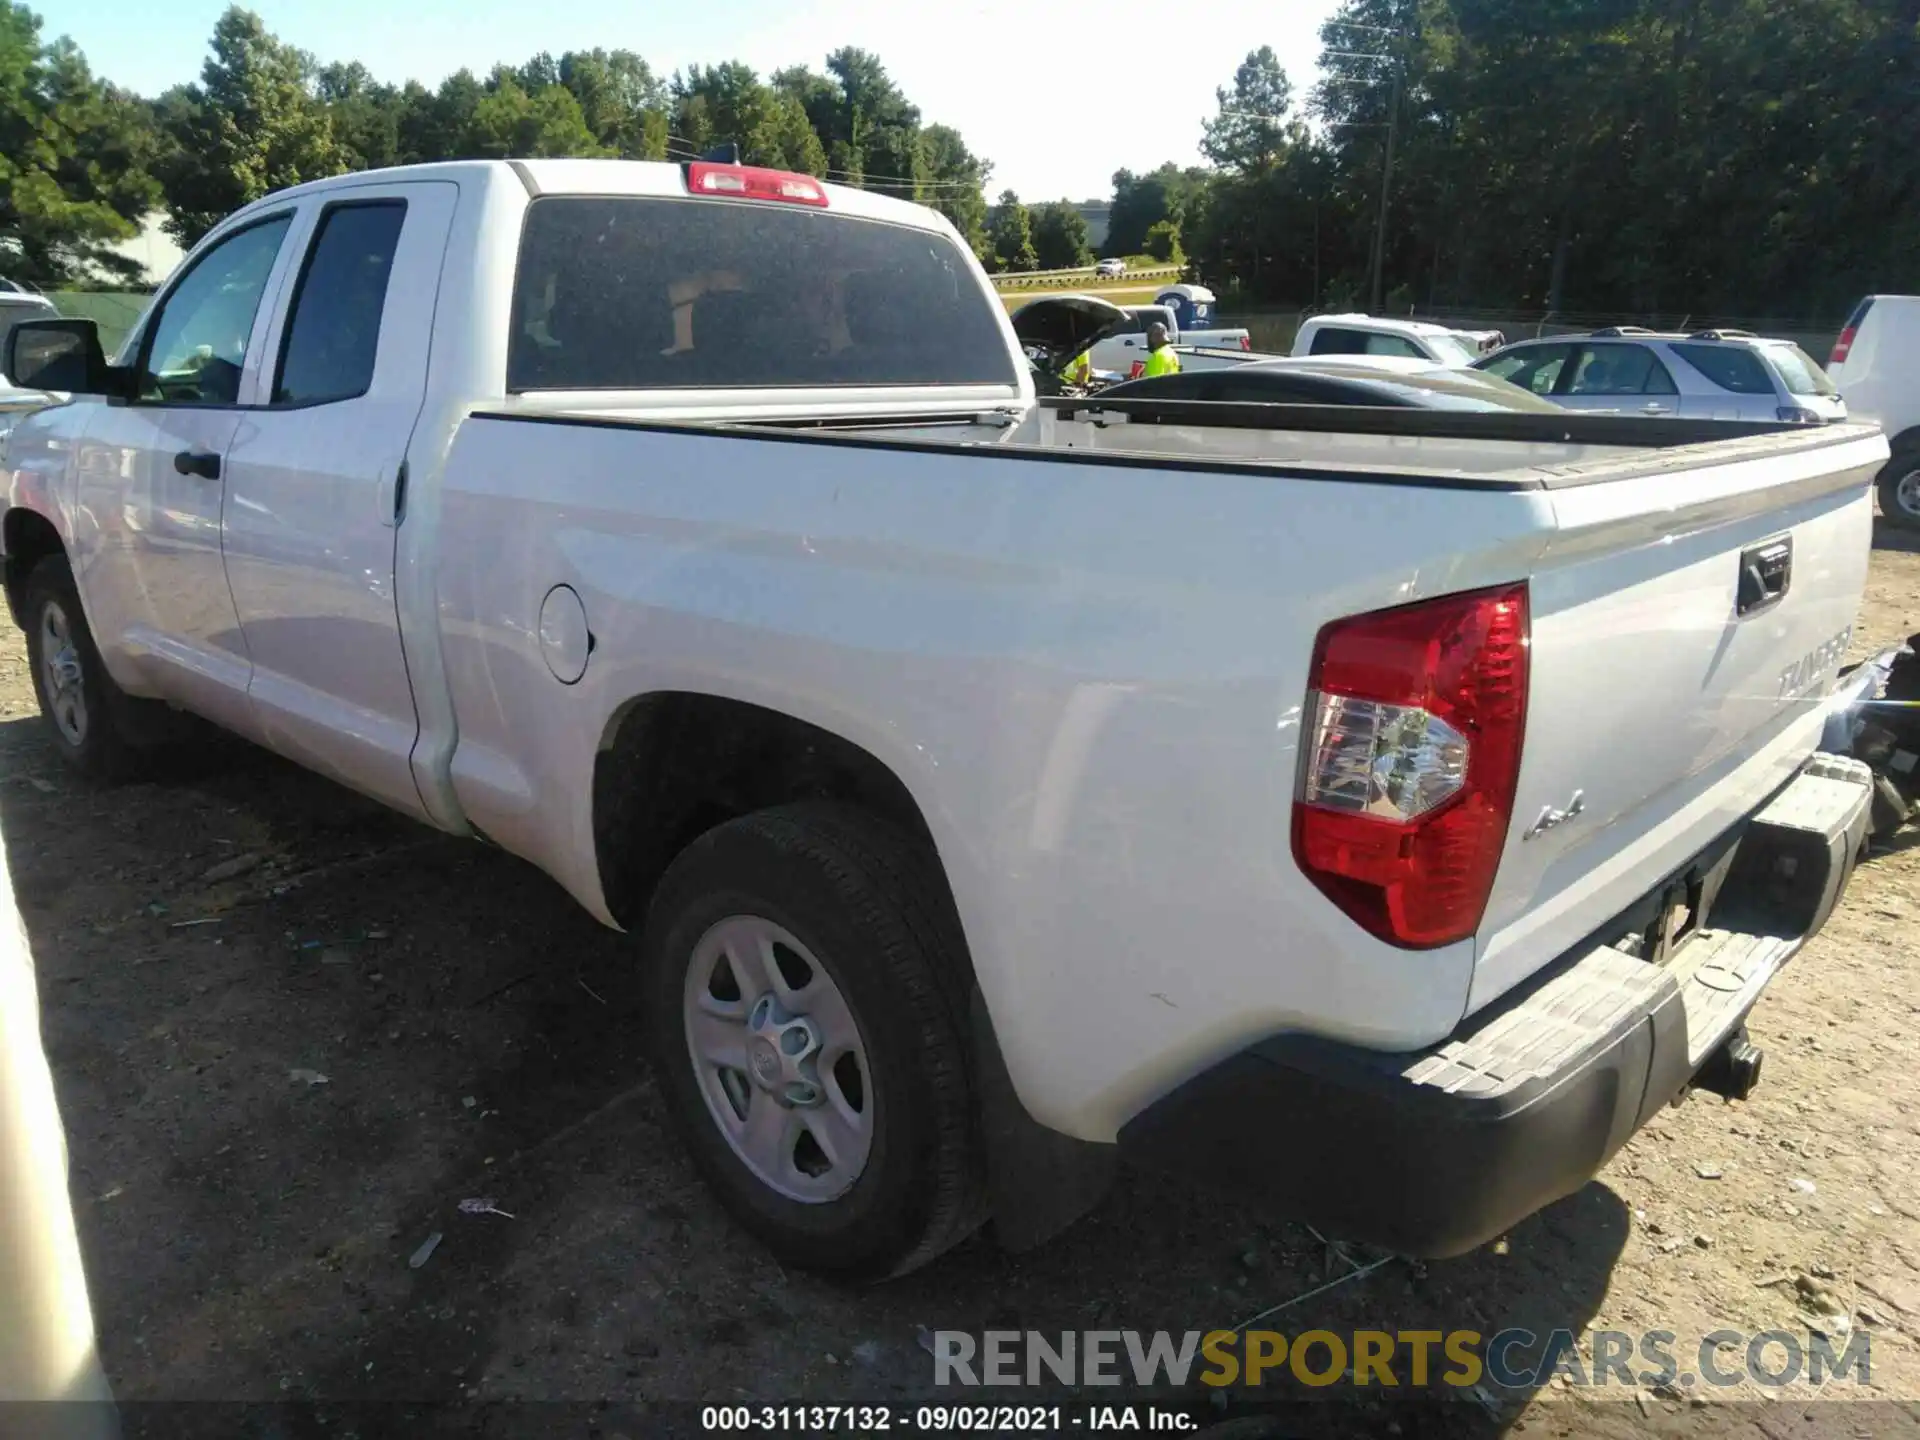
[221,182,457,819]
[73,213,297,736]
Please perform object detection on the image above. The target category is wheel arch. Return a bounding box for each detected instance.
[590,690,946,935]
[589,688,1117,1250]
[2,506,65,627]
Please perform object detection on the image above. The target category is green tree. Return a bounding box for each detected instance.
[1143,218,1183,265]
[158,6,345,246]
[468,67,604,159]
[1030,200,1092,270]
[1104,164,1201,257]
[675,63,779,164]
[318,60,401,171]
[0,3,161,284]
[557,48,667,158]
[919,122,990,251]
[1200,45,1295,173]
[986,189,1035,272]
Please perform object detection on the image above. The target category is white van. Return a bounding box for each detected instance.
[1828,296,1920,526]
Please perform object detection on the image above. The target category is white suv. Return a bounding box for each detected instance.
[1473,328,1845,428]
[1828,296,1920,527]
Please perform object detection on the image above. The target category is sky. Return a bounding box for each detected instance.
[42,0,1346,201]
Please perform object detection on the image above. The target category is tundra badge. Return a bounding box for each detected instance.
[1777,625,1852,702]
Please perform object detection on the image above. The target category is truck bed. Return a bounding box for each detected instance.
[437,401,1882,1139]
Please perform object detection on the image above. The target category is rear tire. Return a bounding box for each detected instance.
[640,802,986,1279]
[1877,453,1920,530]
[20,556,146,781]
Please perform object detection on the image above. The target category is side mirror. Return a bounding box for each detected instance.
[5,319,129,399]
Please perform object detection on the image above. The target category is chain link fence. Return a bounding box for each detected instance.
[1221,305,1842,363]
[46,292,150,356]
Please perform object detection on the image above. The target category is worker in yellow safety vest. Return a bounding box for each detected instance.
[1061,348,1092,388]
[1141,321,1180,378]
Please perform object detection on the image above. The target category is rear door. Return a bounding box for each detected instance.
[220,180,458,819]
[1556,341,1680,417]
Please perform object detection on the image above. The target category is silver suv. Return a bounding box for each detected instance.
[1471,328,1847,424]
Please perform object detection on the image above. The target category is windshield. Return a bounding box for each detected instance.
[1421,332,1479,367]
[1763,341,1840,397]
[508,195,1017,391]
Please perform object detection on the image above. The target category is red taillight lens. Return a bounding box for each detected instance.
[1129,360,1145,379]
[685,163,829,207]
[1292,584,1530,949]
[1831,327,1855,367]
[1240,335,1252,351]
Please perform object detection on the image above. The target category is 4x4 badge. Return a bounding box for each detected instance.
[1524,790,1586,841]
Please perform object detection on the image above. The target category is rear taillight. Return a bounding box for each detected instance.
[1831,298,1875,367]
[1239,335,1252,351]
[1129,360,1145,379]
[1292,584,1530,949]
[685,162,829,207]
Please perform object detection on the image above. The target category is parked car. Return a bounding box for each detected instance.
[1827,296,1920,527]
[0,282,58,389]
[1292,313,1485,367]
[1094,354,1564,411]
[1094,258,1126,277]
[2,157,1886,1282]
[1473,328,1846,426]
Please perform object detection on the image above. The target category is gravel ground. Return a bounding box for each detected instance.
[5,525,1920,1439]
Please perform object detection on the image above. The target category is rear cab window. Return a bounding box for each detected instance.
[507,196,1017,391]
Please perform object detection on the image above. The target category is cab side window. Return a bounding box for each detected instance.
[138,216,293,406]
[273,201,407,407]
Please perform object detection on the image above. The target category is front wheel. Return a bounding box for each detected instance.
[1877,454,1920,530]
[20,556,144,781]
[641,803,986,1279]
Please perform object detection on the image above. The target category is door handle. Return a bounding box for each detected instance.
[173,450,222,481]
[1736,538,1792,616]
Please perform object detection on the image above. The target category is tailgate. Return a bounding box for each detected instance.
[1467,427,1883,1013]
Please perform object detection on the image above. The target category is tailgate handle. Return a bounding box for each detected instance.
[1737,538,1792,616]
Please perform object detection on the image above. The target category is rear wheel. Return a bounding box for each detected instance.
[1877,453,1920,530]
[641,802,985,1279]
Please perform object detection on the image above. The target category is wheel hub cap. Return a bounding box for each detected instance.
[683,915,874,1203]
[1898,470,1920,517]
[38,600,88,745]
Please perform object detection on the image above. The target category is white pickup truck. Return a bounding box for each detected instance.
[1,158,1887,1280]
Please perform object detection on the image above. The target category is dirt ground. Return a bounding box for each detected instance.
[8,528,1920,1439]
